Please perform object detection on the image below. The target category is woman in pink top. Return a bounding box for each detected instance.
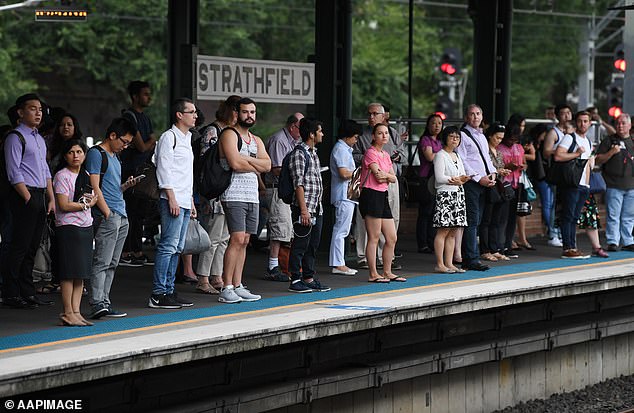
[53,139,98,327]
[359,124,406,283]
[497,123,526,253]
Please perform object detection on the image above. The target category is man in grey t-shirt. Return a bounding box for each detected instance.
[263,113,303,281]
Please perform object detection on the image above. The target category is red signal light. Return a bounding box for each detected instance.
[614,58,627,72]
[440,63,456,75]
[609,106,622,118]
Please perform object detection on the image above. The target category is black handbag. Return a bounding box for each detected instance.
[403,144,421,203]
[545,133,588,188]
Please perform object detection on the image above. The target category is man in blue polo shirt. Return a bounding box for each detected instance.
[3,93,56,309]
[86,117,137,319]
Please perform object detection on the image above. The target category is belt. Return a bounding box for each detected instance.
[26,186,46,193]
[265,184,278,189]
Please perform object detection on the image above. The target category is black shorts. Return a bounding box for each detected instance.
[359,188,392,219]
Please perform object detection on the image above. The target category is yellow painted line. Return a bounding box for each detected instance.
[2,258,634,355]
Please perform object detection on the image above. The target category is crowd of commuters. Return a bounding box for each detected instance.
[2,88,633,326]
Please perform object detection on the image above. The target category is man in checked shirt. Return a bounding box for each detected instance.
[287,118,331,294]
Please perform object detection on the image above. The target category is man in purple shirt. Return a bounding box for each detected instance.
[456,104,497,271]
[3,93,56,309]
[263,112,303,281]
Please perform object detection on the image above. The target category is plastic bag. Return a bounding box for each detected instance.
[182,218,211,255]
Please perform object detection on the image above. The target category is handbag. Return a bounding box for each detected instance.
[589,171,606,194]
[545,133,588,188]
[516,184,532,217]
[347,167,370,201]
[519,171,537,201]
[182,218,212,255]
[402,144,421,203]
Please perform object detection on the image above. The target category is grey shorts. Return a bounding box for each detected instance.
[222,201,259,234]
[267,188,293,242]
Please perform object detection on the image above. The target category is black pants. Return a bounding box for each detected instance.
[123,193,146,254]
[2,188,46,299]
[480,198,509,253]
[416,177,436,249]
[289,206,323,281]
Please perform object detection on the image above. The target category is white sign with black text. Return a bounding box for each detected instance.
[197,55,315,104]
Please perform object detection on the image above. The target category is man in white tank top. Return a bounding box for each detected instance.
[218,98,271,303]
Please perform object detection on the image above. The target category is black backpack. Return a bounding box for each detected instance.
[193,122,221,190]
[86,145,111,189]
[198,127,242,200]
[0,129,26,196]
[278,145,310,204]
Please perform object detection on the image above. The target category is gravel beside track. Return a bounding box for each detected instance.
[493,375,634,413]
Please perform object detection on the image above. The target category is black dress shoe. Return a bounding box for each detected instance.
[3,297,38,309]
[623,244,634,252]
[24,295,54,306]
[462,262,490,271]
[607,244,619,252]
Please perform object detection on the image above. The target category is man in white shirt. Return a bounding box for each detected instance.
[554,110,592,259]
[148,98,198,309]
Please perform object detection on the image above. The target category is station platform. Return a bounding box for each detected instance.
[2,234,634,401]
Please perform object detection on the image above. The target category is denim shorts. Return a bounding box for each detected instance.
[222,201,259,234]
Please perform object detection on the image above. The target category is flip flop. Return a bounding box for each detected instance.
[368,277,390,283]
[386,276,407,282]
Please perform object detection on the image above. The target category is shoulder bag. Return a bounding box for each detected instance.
[545,133,588,188]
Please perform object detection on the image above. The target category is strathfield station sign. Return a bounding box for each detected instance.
[197,55,315,104]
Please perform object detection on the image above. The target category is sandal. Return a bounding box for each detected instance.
[368,277,390,283]
[196,284,219,294]
[182,274,198,284]
[37,283,60,294]
[386,275,407,282]
[517,242,536,251]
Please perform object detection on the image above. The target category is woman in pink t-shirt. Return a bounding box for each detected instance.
[360,124,406,283]
[53,139,98,327]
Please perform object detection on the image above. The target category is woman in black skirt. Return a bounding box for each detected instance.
[432,126,469,273]
[53,139,98,326]
[360,124,406,283]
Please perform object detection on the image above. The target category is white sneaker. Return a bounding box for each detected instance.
[234,284,261,302]
[548,237,563,247]
[218,286,243,304]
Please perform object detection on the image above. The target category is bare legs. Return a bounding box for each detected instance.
[434,228,460,272]
[60,279,91,326]
[365,217,397,281]
[222,232,250,287]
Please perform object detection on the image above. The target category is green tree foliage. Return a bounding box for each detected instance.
[351,0,443,119]
[0,0,168,127]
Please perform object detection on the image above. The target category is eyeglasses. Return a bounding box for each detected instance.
[118,137,133,147]
[367,112,384,117]
[181,110,197,115]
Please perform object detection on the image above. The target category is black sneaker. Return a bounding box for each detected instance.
[607,244,619,252]
[305,278,331,292]
[105,307,128,318]
[394,250,403,258]
[148,294,182,309]
[288,279,313,293]
[120,256,144,267]
[89,304,109,319]
[137,254,154,266]
[169,292,193,307]
[264,266,289,282]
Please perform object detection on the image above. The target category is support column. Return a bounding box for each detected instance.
[468,0,513,123]
[624,11,634,114]
[315,0,353,251]
[168,0,198,118]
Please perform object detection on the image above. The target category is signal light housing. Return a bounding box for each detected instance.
[35,8,87,22]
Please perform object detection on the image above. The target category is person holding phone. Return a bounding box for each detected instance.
[53,139,98,326]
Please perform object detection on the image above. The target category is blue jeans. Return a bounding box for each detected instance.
[535,179,556,237]
[153,199,190,295]
[559,186,589,250]
[605,187,634,247]
[462,181,486,265]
